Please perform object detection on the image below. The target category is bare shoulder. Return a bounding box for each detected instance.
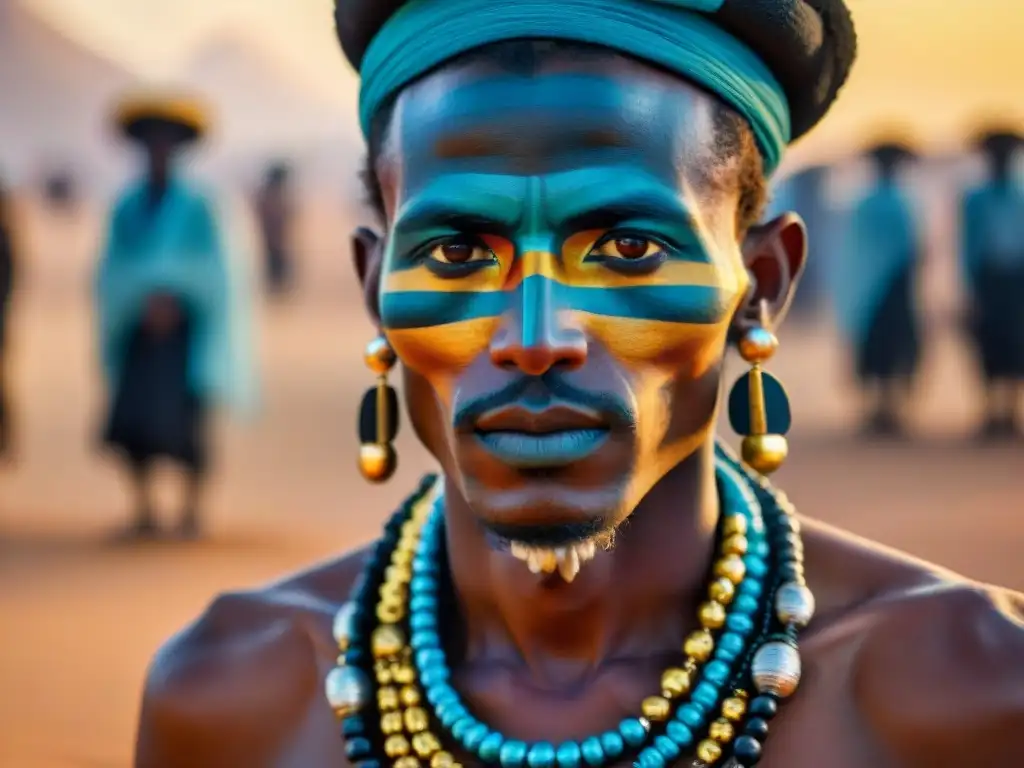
[134,545,371,767]
[802,519,1024,766]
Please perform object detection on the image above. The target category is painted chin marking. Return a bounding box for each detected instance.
[508,540,599,583]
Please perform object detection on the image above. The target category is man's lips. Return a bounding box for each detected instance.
[472,403,608,435]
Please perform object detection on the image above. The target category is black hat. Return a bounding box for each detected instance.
[114,92,209,145]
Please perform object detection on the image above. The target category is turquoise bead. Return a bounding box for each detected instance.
[744,557,768,579]
[654,735,680,760]
[726,614,755,635]
[599,731,624,759]
[410,576,435,595]
[737,580,763,600]
[692,682,719,709]
[500,740,529,768]
[427,684,456,707]
[580,737,605,767]
[416,648,445,670]
[556,741,582,768]
[409,612,435,631]
[451,717,476,741]
[409,595,438,613]
[717,633,745,661]
[704,660,731,685]
[636,747,664,768]
[666,721,694,748]
[734,594,760,615]
[753,539,769,557]
[527,742,556,768]
[480,732,505,761]
[422,667,449,687]
[676,704,702,729]
[462,723,490,752]
[410,630,440,650]
[619,718,647,747]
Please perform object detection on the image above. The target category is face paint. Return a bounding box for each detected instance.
[377,62,751,535]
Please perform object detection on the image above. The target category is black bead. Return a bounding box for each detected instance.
[732,735,763,765]
[359,385,400,444]
[748,696,778,719]
[744,717,770,740]
[356,761,383,768]
[342,716,367,737]
[344,647,368,666]
[345,737,373,761]
[779,564,802,582]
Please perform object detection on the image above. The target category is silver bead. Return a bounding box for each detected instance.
[751,641,801,698]
[325,665,371,717]
[775,582,816,629]
[332,602,357,649]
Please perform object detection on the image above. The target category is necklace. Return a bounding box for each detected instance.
[327,445,813,768]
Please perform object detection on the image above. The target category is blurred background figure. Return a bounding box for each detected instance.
[42,167,78,212]
[960,129,1024,440]
[833,141,923,437]
[0,176,15,460]
[96,93,257,541]
[255,160,295,299]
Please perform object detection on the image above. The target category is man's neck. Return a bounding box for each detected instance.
[442,440,720,688]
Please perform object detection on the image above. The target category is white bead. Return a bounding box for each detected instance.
[332,602,357,648]
[775,582,816,628]
[751,641,801,698]
[325,665,370,717]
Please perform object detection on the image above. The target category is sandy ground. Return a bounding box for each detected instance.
[1,207,1022,768]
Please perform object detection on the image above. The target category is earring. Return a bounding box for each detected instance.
[358,336,400,483]
[727,308,791,475]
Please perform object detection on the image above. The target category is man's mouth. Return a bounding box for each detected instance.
[471,403,610,469]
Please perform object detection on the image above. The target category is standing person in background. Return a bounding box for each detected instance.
[96,93,256,541]
[255,161,295,299]
[961,129,1024,440]
[0,177,15,460]
[834,142,923,437]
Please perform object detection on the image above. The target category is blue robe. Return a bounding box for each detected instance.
[95,177,255,466]
[834,181,921,383]
[960,182,1024,380]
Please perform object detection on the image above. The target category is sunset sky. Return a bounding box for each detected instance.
[24,0,1024,167]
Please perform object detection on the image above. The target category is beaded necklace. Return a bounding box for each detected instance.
[327,445,813,768]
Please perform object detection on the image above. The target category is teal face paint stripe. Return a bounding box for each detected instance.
[381,277,730,329]
[359,0,789,173]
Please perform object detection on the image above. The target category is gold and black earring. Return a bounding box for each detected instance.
[358,337,400,483]
[728,309,791,475]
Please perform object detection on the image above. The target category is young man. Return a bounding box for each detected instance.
[97,93,254,540]
[834,142,922,437]
[961,129,1024,439]
[255,161,296,298]
[135,2,1024,766]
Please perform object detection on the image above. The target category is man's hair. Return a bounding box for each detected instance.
[360,39,768,237]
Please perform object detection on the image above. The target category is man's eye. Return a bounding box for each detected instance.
[588,235,664,260]
[427,238,496,265]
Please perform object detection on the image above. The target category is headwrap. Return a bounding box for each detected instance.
[335,0,857,175]
[113,92,210,145]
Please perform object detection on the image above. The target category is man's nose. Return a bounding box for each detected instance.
[490,255,587,376]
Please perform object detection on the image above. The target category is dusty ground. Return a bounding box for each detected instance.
[1,207,1021,767]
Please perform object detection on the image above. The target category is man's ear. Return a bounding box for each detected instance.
[733,212,807,333]
[351,226,384,327]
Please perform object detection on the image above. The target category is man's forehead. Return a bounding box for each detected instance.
[385,65,720,192]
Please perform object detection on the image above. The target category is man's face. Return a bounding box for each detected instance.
[371,55,752,546]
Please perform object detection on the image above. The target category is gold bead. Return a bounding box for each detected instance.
[386,563,413,584]
[359,443,397,483]
[385,734,411,758]
[375,660,393,684]
[393,548,413,567]
[708,577,736,605]
[722,534,748,556]
[699,601,727,629]
[412,732,441,757]
[381,711,404,734]
[400,685,422,707]
[395,757,421,768]
[380,582,406,605]
[684,629,715,662]
[722,514,748,536]
[372,625,406,659]
[376,601,402,624]
[709,718,734,743]
[715,554,747,585]
[393,664,416,685]
[378,686,399,711]
[741,433,788,475]
[404,706,429,733]
[696,739,723,764]
[738,327,778,364]
[721,696,747,722]
[431,752,456,768]
[660,667,692,698]
[641,696,672,722]
[365,336,397,375]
